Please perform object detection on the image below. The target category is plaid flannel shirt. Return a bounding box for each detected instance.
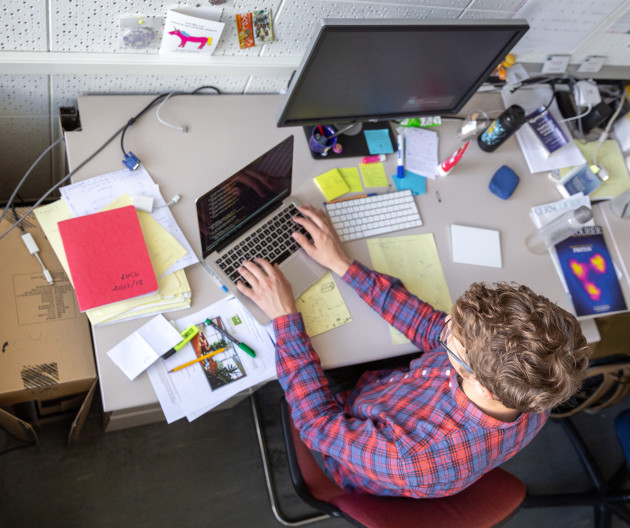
[273,261,547,498]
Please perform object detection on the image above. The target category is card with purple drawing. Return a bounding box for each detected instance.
[160,6,225,55]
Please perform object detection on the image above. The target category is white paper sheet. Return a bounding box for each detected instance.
[403,127,439,179]
[59,166,198,275]
[147,296,276,423]
[107,314,183,380]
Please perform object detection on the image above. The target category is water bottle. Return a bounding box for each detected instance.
[525,206,593,254]
[477,105,526,152]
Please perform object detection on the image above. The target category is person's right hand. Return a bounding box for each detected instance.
[292,205,353,277]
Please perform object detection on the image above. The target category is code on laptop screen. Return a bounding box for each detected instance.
[196,136,293,258]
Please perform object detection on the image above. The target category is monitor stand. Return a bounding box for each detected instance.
[303,121,397,160]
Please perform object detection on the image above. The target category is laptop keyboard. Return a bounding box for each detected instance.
[216,203,309,284]
[325,190,423,242]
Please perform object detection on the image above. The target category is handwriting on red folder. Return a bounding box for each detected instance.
[58,205,158,311]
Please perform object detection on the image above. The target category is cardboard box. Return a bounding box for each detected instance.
[0,207,97,445]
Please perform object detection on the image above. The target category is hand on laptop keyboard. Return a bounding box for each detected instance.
[288,205,353,278]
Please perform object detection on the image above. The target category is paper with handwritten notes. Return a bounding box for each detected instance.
[368,234,452,344]
[296,272,352,337]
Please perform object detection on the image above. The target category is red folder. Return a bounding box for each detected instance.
[58,205,158,311]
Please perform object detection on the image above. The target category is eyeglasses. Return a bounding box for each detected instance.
[438,319,474,375]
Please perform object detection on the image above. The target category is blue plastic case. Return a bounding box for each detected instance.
[489,165,519,199]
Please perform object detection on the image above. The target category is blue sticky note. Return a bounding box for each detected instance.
[393,170,427,195]
[364,129,394,155]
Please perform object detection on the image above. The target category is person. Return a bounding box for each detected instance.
[236,204,590,499]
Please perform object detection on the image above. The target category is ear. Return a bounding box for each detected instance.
[471,378,495,400]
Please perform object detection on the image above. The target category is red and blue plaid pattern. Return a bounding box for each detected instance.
[274,261,547,498]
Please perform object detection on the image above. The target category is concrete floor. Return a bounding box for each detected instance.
[1,380,630,528]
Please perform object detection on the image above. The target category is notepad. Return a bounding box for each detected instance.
[450,224,502,268]
[58,205,159,311]
[313,168,350,201]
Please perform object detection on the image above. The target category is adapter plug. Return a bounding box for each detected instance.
[573,80,601,108]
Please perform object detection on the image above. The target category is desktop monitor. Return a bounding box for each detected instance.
[276,18,529,158]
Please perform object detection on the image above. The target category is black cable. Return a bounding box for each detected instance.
[120,92,172,156]
[3,86,223,240]
[192,85,221,94]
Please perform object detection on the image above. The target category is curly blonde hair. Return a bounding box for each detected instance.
[450,282,589,413]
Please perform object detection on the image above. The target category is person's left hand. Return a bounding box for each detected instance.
[236,258,298,320]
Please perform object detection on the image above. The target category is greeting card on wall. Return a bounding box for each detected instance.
[160,6,225,55]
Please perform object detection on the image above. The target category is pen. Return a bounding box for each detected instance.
[201,261,229,293]
[204,318,256,357]
[325,193,376,205]
[168,347,227,373]
[396,133,405,179]
[163,324,200,359]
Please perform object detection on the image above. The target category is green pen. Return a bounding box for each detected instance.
[163,325,199,359]
[204,318,256,358]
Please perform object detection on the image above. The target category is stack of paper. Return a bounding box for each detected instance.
[146,296,276,423]
[34,167,196,325]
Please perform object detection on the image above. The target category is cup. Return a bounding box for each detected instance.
[309,125,338,155]
[609,189,630,218]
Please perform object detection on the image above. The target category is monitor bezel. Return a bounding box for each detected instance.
[276,18,529,128]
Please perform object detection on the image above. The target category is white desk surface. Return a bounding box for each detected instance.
[65,92,624,415]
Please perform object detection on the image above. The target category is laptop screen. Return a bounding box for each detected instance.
[196,136,294,258]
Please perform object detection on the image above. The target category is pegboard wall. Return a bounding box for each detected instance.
[1,0,630,202]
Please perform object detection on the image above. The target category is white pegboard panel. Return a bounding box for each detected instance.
[466,0,527,11]
[0,74,50,115]
[0,0,48,51]
[245,74,293,94]
[266,0,462,58]
[49,0,285,54]
[572,0,630,67]
[459,10,513,19]
[48,0,469,56]
[51,74,251,110]
[0,116,54,202]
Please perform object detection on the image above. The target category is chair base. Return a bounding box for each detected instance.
[250,394,331,527]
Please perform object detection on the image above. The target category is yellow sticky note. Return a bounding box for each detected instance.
[360,163,389,188]
[313,169,350,201]
[339,167,364,192]
[296,272,352,337]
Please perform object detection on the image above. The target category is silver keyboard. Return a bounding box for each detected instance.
[325,190,423,242]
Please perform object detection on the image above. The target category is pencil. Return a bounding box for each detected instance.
[325,193,376,205]
[168,347,227,373]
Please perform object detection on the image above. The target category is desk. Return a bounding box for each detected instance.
[65,93,625,430]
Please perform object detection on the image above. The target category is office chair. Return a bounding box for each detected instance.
[272,397,526,528]
[522,415,630,528]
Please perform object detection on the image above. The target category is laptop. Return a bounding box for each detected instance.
[195,135,326,325]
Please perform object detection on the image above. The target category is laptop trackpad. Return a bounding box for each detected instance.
[280,251,326,297]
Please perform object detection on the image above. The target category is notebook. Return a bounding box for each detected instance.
[58,205,158,311]
[195,135,325,324]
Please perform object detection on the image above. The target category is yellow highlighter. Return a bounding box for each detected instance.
[162,325,199,359]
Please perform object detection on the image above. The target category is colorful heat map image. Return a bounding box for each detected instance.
[555,228,627,317]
